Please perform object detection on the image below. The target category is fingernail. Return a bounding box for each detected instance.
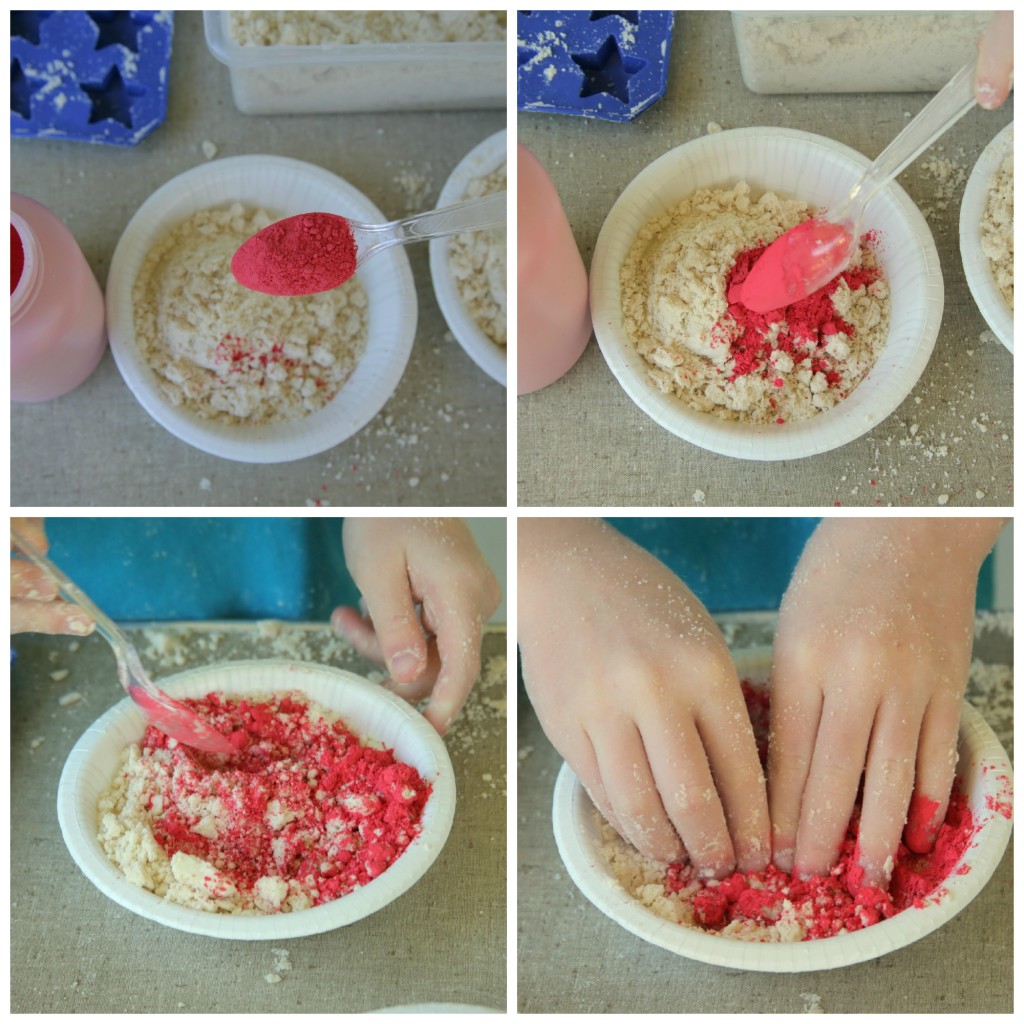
[67,614,94,636]
[774,847,794,873]
[329,608,345,630]
[388,650,421,682]
[976,78,999,109]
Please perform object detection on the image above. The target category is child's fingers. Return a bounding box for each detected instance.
[904,690,963,853]
[641,711,736,878]
[329,606,385,663]
[767,683,823,873]
[792,690,874,879]
[11,599,93,636]
[589,717,685,864]
[574,730,629,843]
[354,575,428,685]
[855,696,924,887]
[10,561,59,602]
[418,600,483,734]
[975,11,1014,109]
[697,689,771,872]
[11,517,49,553]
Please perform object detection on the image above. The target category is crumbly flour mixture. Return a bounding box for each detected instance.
[621,182,890,423]
[133,204,367,425]
[597,682,981,942]
[980,150,1013,309]
[229,11,506,46]
[449,163,507,347]
[97,691,430,914]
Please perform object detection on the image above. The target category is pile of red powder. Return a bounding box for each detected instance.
[715,241,881,400]
[141,691,431,910]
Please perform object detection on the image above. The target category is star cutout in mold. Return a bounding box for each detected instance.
[89,10,146,53]
[571,35,646,105]
[11,58,46,119]
[10,11,53,46]
[81,64,144,128]
[589,12,640,26]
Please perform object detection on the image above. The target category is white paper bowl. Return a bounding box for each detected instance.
[106,155,418,463]
[960,122,1013,352]
[590,127,943,461]
[57,660,455,939]
[429,129,508,386]
[552,647,1012,972]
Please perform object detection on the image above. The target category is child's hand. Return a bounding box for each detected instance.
[519,519,770,876]
[331,518,501,734]
[975,11,1013,109]
[10,518,94,636]
[769,518,1006,887]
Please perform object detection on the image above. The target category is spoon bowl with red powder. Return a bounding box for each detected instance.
[58,659,456,939]
[232,192,506,296]
[552,647,1012,972]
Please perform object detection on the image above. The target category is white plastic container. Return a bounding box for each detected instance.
[105,154,417,464]
[203,10,505,114]
[590,127,943,461]
[553,647,1013,972]
[732,12,991,94]
[58,660,456,940]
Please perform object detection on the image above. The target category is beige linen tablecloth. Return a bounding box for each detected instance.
[11,624,506,1013]
[517,613,1012,1013]
[12,11,505,507]
[518,11,1013,507]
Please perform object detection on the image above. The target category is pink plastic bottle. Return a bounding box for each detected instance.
[517,143,592,395]
[11,193,107,402]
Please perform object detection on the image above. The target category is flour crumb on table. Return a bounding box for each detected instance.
[801,992,825,1013]
[49,669,70,682]
[58,691,82,707]
[449,163,507,347]
[132,203,367,425]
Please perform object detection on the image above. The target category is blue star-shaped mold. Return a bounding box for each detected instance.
[517,10,674,122]
[81,64,142,127]
[589,12,639,25]
[11,58,44,120]
[572,35,645,104]
[11,11,54,46]
[10,10,173,145]
[89,10,148,53]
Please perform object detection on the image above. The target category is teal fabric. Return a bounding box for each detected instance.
[607,517,996,612]
[45,518,356,621]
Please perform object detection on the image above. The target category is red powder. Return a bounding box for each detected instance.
[141,692,431,908]
[11,223,25,295]
[662,682,981,940]
[715,239,880,396]
[232,212,358,296]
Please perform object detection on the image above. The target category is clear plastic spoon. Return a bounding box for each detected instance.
[233,191,507,296]
[10,526,235,754]
[740,63,978,313]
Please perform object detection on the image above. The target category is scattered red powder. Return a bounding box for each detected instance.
[11,223,25,295]
[232,212,358,296]
[141,691,431,908]
[661,682,981,940]
[714,239,880,394]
